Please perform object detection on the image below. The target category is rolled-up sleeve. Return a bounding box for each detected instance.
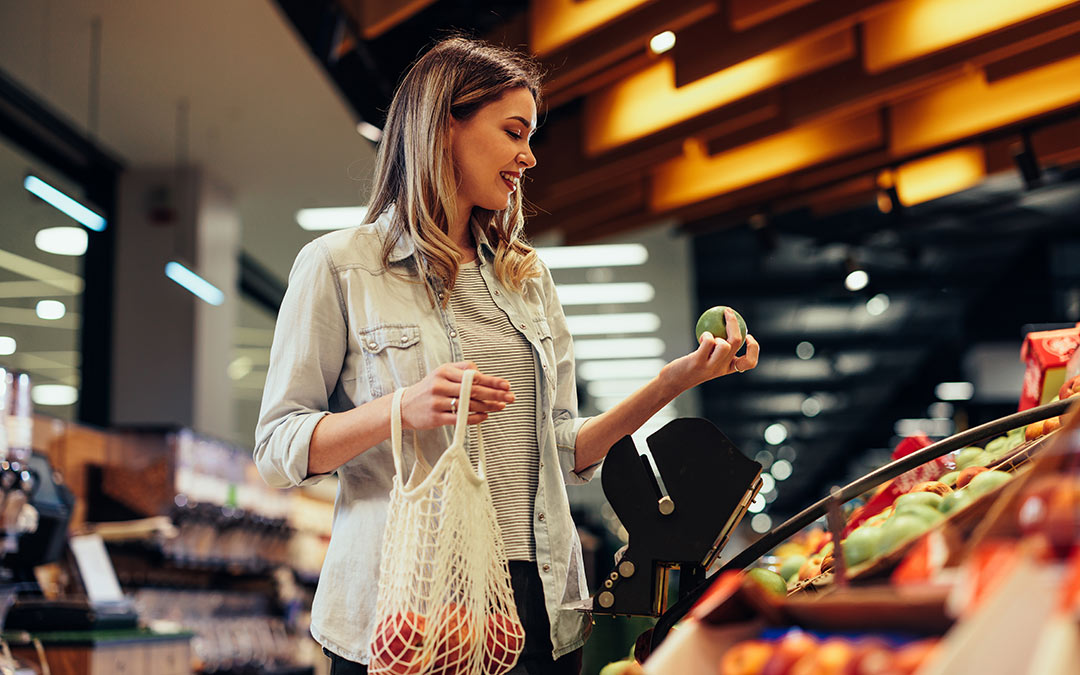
[254,238,347,488]
[540,266,599,485]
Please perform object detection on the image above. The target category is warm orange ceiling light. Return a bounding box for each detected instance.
[651,112,881,211]
[863,0,1077,73]
[891,52,1080,155]
[585,30,853,156]
[893,146,986,207]
[529,0,653,56]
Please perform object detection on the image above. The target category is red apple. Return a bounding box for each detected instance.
[955,466,988,489]
[431,603,476,675]
[371,611,431,675]
[481,613,525,675]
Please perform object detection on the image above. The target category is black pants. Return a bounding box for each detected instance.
[325,561,582,675]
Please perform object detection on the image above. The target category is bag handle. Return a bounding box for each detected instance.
[452,370,486,476]
[390,369,485,482]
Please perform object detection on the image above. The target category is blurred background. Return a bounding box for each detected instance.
[1,1,1079,673]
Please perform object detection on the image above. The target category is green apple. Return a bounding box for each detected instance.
[877,515,930,554]
[842,526,882,566]
[779,554,807,582]
[893,503,944,526]
[985,436,1009,456]
[955,447,986,469]
[939,471,960,487]
[966,470,1013,497]
[746,567,788,597]
[894,492,943,511]
[695,306,747,342]
[939,489,974,514]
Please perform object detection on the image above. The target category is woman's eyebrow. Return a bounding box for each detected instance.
[506,116,536,136]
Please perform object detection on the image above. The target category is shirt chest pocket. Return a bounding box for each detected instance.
[357,324,424,399]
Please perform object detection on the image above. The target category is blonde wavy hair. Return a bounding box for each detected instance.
[364,36,544,307]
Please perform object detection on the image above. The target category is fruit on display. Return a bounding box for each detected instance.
[876,515,931,556]
[695,306,747,342]
[893,491,943,511]
[747,567,789,597]
[955,466,988,489]
[938,471,959,487]
[841,526,882,567]
[1059,374,1080,400]
[779,554,807,582]
[482,613,525,675]
[964,470,1012,498]
[892,503,944,527]
[717,629,937,675]
[908,480,951,496]
[371,611,432,675]
[954,447,986,469]
[938,489,975,514]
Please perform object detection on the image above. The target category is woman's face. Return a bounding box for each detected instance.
[449,87,538,213]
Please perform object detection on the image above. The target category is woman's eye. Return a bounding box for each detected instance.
[506,130,522,140]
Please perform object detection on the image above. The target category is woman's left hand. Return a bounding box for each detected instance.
[660,308,760,393]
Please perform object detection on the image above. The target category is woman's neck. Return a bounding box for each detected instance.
[449,201,476,260]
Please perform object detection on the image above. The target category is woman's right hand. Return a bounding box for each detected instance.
[400,362,515,430]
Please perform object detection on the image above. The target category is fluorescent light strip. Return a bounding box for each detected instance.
[935,381,974,401]
[578,358,665,381]
[165,262,225,306]
[565,312,660,336]
[0,337,14,355]
[35,226,88,256]
[31,384,78,406]
[295,206,370,231]
[535,244,648,269]
[24,175,106,231]
[556,282,655,305]
[0,249,84,293]
[35,300,66,320]
[574,337,665,360]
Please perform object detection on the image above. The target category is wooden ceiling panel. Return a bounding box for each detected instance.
[676,0,891,86]
[729,0,818,31]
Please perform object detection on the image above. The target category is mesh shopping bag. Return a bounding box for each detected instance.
[369,369,525,675]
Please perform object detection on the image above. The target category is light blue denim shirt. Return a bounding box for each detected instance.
[254,207,598,663]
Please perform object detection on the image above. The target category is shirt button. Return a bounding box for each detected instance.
[520,323,527,330]
[368,341,377,350]
[449,330,457,338]
[542,564,551,573]
[538,513,545,521]
[400,335,409,344]
[494,290,500,295]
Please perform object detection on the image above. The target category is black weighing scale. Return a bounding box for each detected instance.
[586,417,762,618]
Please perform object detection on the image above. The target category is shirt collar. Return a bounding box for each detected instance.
[382,204,497,265]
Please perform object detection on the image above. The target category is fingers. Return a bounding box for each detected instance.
[724,308,744,352]
[731,334,760,374]
[438,363,514,403]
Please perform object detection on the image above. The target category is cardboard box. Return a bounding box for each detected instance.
[1020,324,1080,410]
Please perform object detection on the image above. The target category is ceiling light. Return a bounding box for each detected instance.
[31,384,78,406]
[935,381,974,401]
[865,292,890,316]
[36,300,66,320]
[771,459,793,480]
[894,418,954,437]
[295,206,370,231]
[535,244,648,269]
[928,401,954,418]
[764,422,788,445]
[564,312,660,336]
[0,337,15,356]
[555,282,655,305]
[750,513,772,533]
[35,227,88,256]
[586,378,653,398]
[649,30,676,55]
[759,473,776,494]
[356,121,383,143]
[24,175,106,231]
[796,341,815,360]
[165,262,225,306]
[754,450,774,470]
[577,358,665,381]
[574,337,665,360]
[845,269,869,291]
[801,396,822,417]
[748,493,766,514]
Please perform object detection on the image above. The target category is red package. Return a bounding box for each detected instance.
[1020,324,1080,410]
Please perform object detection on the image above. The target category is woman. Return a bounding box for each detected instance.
[255,36,759,674]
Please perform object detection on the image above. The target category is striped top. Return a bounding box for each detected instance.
[450,260,539,561]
